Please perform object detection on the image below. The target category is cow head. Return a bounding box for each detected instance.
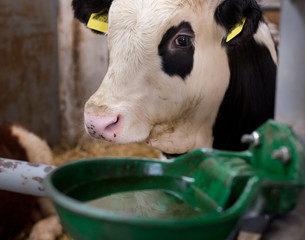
[73,0,275,154]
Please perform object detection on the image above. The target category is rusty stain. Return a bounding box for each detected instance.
[44,166,54,173]
[21,174,28,180]
[21,174,29,185]
[0,160,18,169]
[32,176,43,184]
[27,162,40,167]
[22,181,28,185]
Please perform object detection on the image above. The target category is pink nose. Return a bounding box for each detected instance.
[84,112,121,142]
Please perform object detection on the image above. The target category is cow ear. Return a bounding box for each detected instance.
[214,0,262,46]
[72,0,113,25]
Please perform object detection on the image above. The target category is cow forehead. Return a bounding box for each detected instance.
[107,0,219,66]
[109,0,212,39]
[110,0,199,18]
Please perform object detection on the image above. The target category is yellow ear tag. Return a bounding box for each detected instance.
[226,17,246,42]
[87,10,108,33]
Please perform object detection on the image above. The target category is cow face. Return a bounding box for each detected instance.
[80,0,230,154]
[73,0,274,154]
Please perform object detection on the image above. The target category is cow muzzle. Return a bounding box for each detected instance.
[84,111,121,142]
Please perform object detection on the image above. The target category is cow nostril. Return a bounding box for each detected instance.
[105,115,120,131]
[114,116,120,124]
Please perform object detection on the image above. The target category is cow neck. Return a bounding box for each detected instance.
[212,38,276,151]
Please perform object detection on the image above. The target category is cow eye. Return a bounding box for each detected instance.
[158,22,195,79]
[174,35,193,48]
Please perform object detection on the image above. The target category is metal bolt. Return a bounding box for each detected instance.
[272,146,291,164]
[241,131,261,147]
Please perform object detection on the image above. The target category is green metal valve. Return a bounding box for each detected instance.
[44,120,305,240]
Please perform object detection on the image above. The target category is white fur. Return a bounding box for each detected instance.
[254,22,278,64]
[85,0,277,155]
[85,0,230,154]
[11,125,54,165]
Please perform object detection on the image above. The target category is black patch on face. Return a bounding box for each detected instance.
[212,38,277,151]
[158,21,195,80]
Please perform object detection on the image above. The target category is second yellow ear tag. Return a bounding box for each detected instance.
[87,10,108,33]
[226,17,246,42]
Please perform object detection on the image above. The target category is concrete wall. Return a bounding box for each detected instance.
[275,0,305,145]
[58,1,109,146]
[0,0,109,146]
[0,0,60,146]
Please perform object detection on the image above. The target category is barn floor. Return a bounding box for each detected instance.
[53,140,159,240]
[53,138,160,166]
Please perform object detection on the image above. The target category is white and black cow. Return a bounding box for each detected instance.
[71,1,305,239]
[73,0,277,157]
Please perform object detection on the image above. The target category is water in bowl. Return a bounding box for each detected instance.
[86,189,204,219]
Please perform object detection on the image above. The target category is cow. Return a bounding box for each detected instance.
[73,0,277,158]
[0,122,62,240]
[71,0,305,239]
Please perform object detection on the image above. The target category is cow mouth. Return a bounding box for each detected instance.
[161,152,187,159]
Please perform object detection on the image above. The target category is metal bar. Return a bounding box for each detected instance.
[259,3,281,11]
[0,158,56,197]
[275,0,305,145]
